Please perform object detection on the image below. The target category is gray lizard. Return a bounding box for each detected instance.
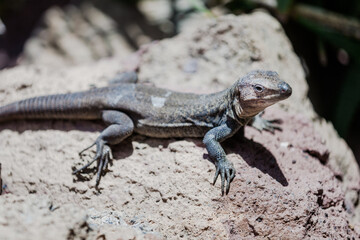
[0,70,291,195]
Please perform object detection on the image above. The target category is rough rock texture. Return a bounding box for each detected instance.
[22,2,134,66]
[0,195,161,240]
[21,0,175,68]
[0,12,359,239]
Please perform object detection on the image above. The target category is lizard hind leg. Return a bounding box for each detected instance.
[108,71,138,85]
[73,110,134,188]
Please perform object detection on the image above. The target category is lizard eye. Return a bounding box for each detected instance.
[254,84,264,93]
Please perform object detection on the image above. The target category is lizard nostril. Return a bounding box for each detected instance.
[279,82,292,96]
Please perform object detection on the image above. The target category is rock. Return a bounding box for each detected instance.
[0,11,359,239]
[22,3,134,67]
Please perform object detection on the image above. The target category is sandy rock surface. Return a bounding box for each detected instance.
[0,12,359,239]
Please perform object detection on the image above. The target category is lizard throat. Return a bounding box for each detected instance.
[232,98,259,124]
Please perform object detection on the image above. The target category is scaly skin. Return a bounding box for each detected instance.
[0,70,292,195]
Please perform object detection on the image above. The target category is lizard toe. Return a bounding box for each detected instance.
[73,140,113,189]
[214,160,236,196]
[213,166,220,185]
[95,145,113,188]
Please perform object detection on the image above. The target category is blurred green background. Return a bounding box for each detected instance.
[0,0,359,163]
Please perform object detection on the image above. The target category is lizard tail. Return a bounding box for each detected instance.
[0,92,102,122]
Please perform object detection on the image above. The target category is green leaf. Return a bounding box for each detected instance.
[294,16,360,58]
[277,0,294,14]
[293,9,360,136]
[333,61,360,136]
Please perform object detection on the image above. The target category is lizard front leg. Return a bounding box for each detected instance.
[203,119,241,195]
[73,110,134,188]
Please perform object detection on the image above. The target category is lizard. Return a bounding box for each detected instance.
[0,70,292,195]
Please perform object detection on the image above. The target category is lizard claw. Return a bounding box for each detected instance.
[213,160,236,195]
[94,144,112,187]
[73,140,113,188]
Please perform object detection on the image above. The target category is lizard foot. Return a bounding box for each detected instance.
[251,113,283,133]
[213,160,236,196]
[108,71,138,85]
[73,141,113,188]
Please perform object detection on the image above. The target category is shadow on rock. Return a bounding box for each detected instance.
[71,137,135,186]
[0,119,136,186]
[226,132,288,187]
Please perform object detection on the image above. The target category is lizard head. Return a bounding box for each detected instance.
[233,70,292,118]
